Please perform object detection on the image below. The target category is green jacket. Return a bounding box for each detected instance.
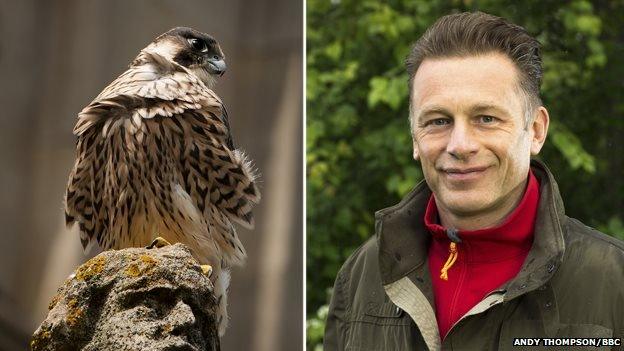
[324,161,624,350]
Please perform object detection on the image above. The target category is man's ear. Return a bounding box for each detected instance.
[413,139,420,161]
[409,112,420,161]
[530,106,549,155]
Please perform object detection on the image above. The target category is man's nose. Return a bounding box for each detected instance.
[446,121,479,160]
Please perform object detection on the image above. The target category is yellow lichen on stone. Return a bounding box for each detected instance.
[162,323,173,334]
[140,254,157,267]
[66,298,84,327]
[125,254,158,277]
[75,255,107,281]
[30,326,51,351]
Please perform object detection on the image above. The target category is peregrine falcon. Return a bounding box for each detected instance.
[64,27,260,336]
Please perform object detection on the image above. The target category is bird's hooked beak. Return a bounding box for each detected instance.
[207,57,226,76]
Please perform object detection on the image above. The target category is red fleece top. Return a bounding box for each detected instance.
[425,171,539,339]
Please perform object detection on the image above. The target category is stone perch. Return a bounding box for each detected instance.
[31,243,220,350]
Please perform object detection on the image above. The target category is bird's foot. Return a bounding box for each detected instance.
[201,264,213,277]
[147,237,172,249]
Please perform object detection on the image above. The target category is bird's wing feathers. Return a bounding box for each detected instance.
[180,109,261,226]
[181,116,260,264]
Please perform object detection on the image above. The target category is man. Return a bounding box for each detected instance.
[324,12,624,351]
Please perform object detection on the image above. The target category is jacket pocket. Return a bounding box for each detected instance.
[345,302,424,350]
[364,301,404,321]
[555,323,613,338]
[549,324,613,351]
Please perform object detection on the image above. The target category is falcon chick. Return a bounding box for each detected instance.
[64,27,260,336]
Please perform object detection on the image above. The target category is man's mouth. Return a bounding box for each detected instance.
[441,166,489,181]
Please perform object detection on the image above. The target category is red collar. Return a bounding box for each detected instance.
[424,170,539,263]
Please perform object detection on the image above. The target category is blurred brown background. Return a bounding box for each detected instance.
[0,1,303,350]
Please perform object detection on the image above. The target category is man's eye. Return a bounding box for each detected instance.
[429,118,450,126]
[478,115,497,123]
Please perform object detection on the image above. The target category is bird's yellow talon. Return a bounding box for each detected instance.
[147,237,172,249]
[201,264,213,277]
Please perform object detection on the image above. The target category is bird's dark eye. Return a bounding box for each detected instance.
[188,38,208,52]
[213,55,219,60]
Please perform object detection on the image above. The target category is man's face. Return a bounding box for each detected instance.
[410,53,547,227]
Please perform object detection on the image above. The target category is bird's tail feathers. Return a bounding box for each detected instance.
[207,205,247,267]
[214,268,231,337]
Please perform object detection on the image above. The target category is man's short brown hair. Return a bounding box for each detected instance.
[406,11,543,125]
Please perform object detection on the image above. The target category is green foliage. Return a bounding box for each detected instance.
[549,121,596,173]
[368,74,408,111]
[306,304,329,351]
[307,1,624,348]
[598,217,624,242]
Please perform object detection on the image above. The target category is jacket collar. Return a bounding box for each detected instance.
[375,159,566,296]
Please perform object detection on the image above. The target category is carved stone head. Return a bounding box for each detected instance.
[32,244,219,351]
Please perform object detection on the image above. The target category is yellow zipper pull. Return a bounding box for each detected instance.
[440,242,458,281]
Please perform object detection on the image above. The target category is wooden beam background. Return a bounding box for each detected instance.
[0,1,303,350]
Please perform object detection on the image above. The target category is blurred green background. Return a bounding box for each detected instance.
[306,0,624,349]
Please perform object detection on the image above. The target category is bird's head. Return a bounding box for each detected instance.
[143,27,226,88]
